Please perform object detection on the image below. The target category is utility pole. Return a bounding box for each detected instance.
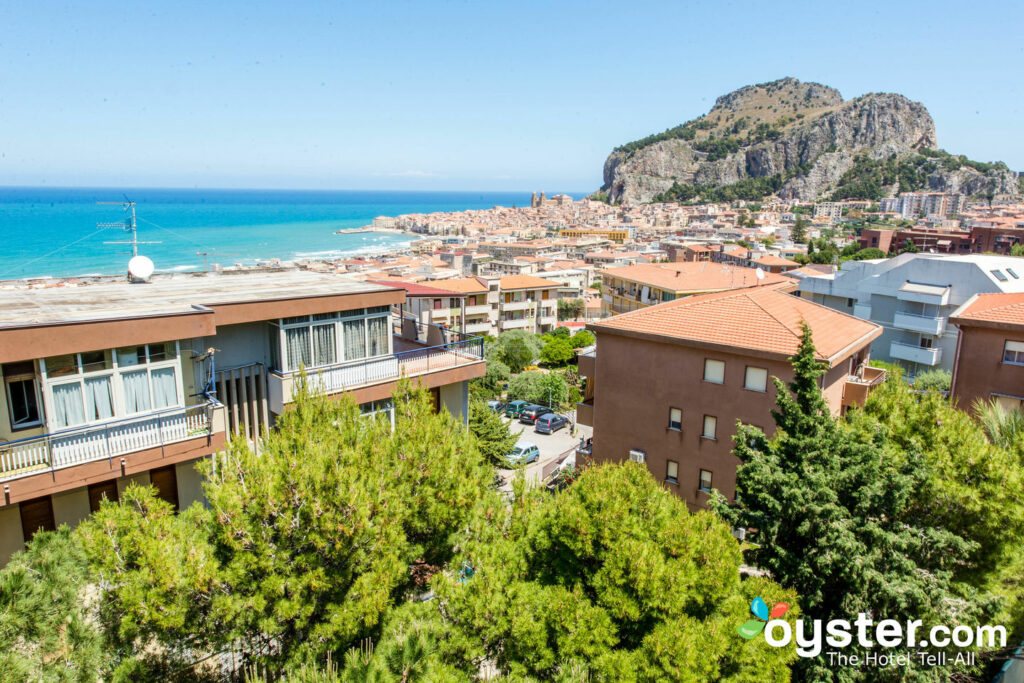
[98,200,159,257]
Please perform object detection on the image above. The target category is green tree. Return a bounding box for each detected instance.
[557,298,584,321]
[851,247,886,260]
[471,358,509,398]
[79,382,491,675]
[397,463,799,680]
[1010,242,1024,257]
[499,337,534,373]
[569,329,595,349]
[715,325,985,682]
[507,371,569,409]
[469,400,521,466]
[973,398,1024,451]
[912,368,951,392]
[549,325,571,338]
[790,216,807,243]
[0,527,107,681]
[540,337,574,366]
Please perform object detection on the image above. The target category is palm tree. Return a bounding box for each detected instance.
[973,398,1024,449]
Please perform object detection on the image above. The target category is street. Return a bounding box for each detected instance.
[496,412,592,491]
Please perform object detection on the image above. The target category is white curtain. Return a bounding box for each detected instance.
[367,317,388,357]
[343,319,366,360]
[312,324,336,366]
[117,347,142,367]
[151,368,178,409]
[83,376,114,421]
[285,327,311,370]
[122,370,151,413]
[51,383,85,428]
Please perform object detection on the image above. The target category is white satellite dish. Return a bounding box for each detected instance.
[756,267,766,281]
[128,255,155,282]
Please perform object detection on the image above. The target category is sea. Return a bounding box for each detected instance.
[0,187,579,280]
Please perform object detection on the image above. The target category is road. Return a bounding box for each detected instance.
[496,412,592,491]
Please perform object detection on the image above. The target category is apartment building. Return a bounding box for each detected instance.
[599,262,791,316]
[814,202,844,222]
[0,270,485,565]
[558,227,632,243]
[879,192,966,219]
[493,275,560,334]
[413,277,492,337]
[797,253,1024,375]
[949,292,1024,412]
[577,286,883,511]
[368,280,468,333]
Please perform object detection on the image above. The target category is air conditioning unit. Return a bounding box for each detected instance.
[628,449,646,464]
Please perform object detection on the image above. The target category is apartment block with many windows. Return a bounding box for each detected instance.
[0,270,484,565]
[579,285,883,511]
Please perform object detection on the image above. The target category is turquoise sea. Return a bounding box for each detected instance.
[0,187,574,280]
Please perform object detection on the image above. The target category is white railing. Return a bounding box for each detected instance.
[893,311,946,336]
[890,341,943,366]
[0,403,215,480]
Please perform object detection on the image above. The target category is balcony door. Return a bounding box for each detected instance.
[20,496,55,544]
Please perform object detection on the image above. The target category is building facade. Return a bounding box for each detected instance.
[0,270,484,565]
[949,292,1024,412]
[578,286,883,511]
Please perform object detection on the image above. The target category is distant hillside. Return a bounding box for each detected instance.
[600,77,1019,203]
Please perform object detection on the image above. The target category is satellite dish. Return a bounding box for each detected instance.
[756,267,766,280]
[128,255,155,282]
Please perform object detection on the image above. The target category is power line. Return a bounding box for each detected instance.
[0,227,108,278]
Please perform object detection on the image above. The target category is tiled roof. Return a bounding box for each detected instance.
[367,280,466,298]
[753,254,801,267]
[951,292,1024,328]
[498,274,562,290]
[433,277,489,294]
[590,285,881,364]
[599,262,789,293]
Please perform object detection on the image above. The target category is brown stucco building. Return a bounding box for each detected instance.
[579,285,883,511]
[949,292,1024,412]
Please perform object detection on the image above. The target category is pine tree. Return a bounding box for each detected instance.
[469,400,520,465]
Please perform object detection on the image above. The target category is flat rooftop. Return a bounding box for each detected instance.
[0,269,396,327]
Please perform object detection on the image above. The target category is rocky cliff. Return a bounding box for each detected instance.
[601,78,1018,203]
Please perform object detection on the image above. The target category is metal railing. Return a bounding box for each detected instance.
[0,402,216,479]
[277,319,485,396]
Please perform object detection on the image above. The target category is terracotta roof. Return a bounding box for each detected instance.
[599,262,789,293]
[498,274,562,290]
[590,285,881,365]
[433,277,488,294]
[367,280,466,298]
[753,255,801,267]
[951,292,1024,329]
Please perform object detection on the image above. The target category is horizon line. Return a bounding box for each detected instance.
[0,183,595,195]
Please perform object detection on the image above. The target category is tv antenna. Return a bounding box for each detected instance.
[195,251,241,272]
[98,198,160,257]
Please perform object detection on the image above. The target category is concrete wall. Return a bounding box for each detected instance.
[0,506,23,567]
[176,458,209,510]
[52,488,90,528]
[439,380,469,424]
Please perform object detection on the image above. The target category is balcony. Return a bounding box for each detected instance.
[267,324,485,411]
[890,341,943,366]
[499,318,529,330]
[465,321,492,334]
[575,399,594,427]
[893,311,946,336]
[578,351,595,378]
[430,308,457,320]
[841,366,887,409]
[0,402,222,481]
[465,304,491,316]
[500,300,534,312]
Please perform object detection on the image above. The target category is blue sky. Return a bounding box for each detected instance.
[1,0,1021,191]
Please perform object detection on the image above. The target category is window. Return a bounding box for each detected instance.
[3,362,41,429]
[1004,341,1024,365]
[744,366,768,392]
[846,298,854,308]
[698,469,713,493]
[1008,268,1020,280]
[919,337,933,349]
[992,269,1009,282]
[433,298,443,310]
[628,449,646,464]
[666,460,679,484]
[279,308,390,370]
[668,407,682,431]
[311,324,337,366]
[702,415,717,439]
[20,497,55,543]
[704,359,725,384]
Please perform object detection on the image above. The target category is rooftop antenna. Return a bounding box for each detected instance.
[98,198,160,282]
[98,199,160,258]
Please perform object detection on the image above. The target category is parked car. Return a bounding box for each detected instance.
[518,404,552,424]
[535,413,569,434]
[486,400,504,413]
[504,400,530,418]
[504,441,540,466]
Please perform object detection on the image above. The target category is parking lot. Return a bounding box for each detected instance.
[495,411,592,491]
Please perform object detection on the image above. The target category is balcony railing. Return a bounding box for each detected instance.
[890,341,943,366]
[0,402,219,480]
[893,311,946,336]
[268,319,485,410]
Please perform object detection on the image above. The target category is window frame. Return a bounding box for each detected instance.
[277,307,392,372]
[703,358,725,384]
[1003,340,1024,366]
[665,460,679,485]
[702,415,718,440]
[3,366,42,430]
[698,469,713,494]
[743,366,769,393]
[668,407,682,431]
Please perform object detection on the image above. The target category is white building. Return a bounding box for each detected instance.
[795,253,1024,375]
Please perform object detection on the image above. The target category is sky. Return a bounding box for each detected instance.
[1,0,1022,192]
